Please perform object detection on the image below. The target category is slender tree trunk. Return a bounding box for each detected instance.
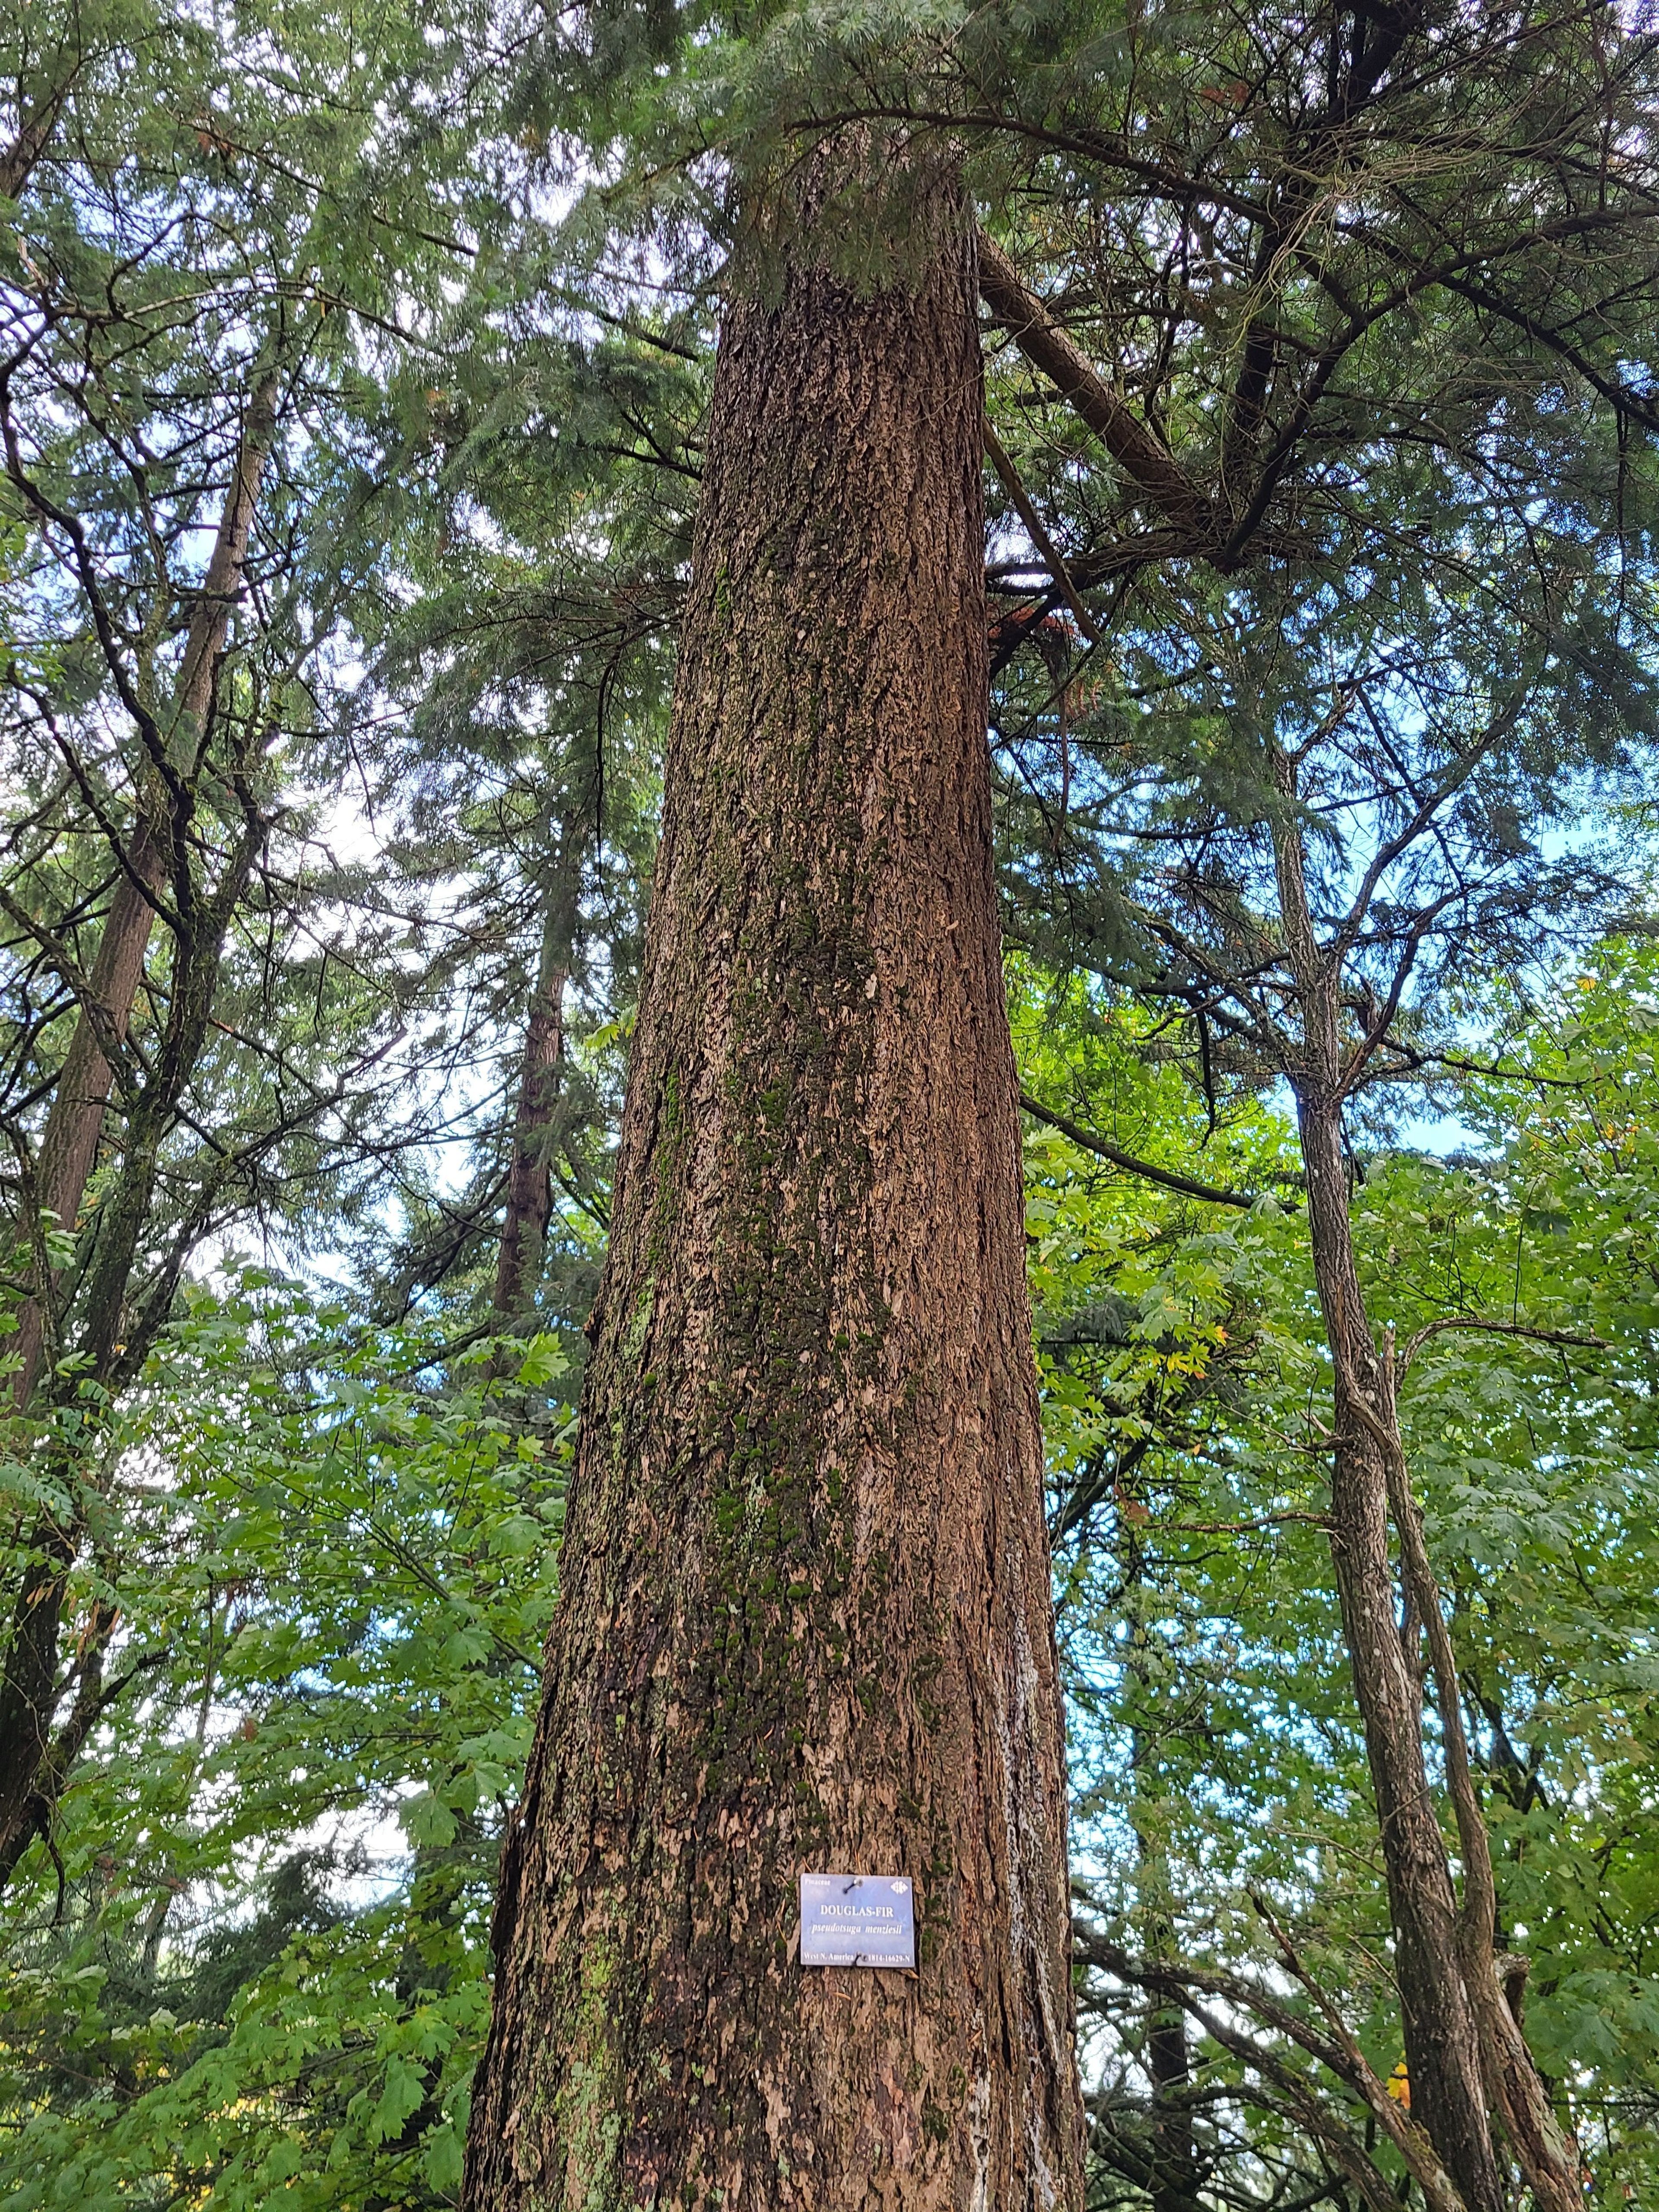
[0,812,264,1881]
[0,373,276,1878]
[1375,1357,1584,2212]
[464,162,1085,2212]
[0,383,275,1869]
[492,939,566,1321]
[1295,1092,1503,2212]
[1268,747,1578,2211]
[492,780,601,1322]
[1144,2005,1193,2206]
[1131,1749,1197,2209]
[1119,1517,1201,2212]
[11,371,276,1410]
[494,748,603,1325]
[1138,1802,1200,2212]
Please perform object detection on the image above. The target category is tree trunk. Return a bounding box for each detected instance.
[494,753,601,1325]
[1375,1355,1585,2212]
[464,162,1085,2212]
[1121,1517,1201,2212]
[492,939,566,1321]
[1142,1859,1199,2212]
[0,809,264,1882]
[1264,743,1504,2211]
[1267,711,1583,2206]
[1294,1092,1504,2212]
[11,370,276,1410]
[1138,1814,1198,2207]
[0,370,276,1871]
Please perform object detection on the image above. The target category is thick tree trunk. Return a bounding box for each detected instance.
[11,371,276,1410]
[464,165,1085,2212]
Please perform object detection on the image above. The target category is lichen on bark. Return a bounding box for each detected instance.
[464,151,1084,2212]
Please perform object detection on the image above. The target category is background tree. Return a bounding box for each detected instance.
[964,7,1659,2199]
[0,0,526,1885]
[1015,953,1659,2209]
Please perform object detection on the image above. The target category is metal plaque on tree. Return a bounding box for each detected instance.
[799,1872,916,1969]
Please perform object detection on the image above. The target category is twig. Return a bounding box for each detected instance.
[982,419,1101,644]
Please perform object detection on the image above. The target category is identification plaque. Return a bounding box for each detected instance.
[799,1872,916,1969]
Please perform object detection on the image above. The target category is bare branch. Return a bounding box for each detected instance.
[1019,1090,1259,1208]
[977,232,1218,548]
[1395,1315,1610,1382]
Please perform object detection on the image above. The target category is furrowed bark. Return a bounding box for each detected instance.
[11,371,277,1411]
[465,162,1085,2212]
